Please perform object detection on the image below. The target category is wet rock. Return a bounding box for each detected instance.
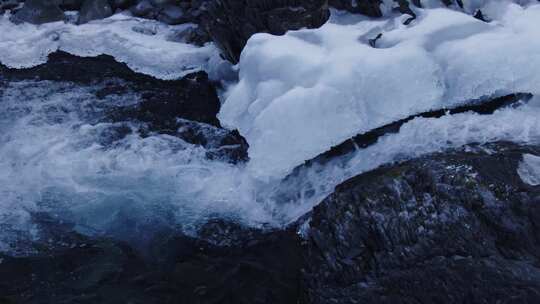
[58,0,84,11]
[0,0,19,11]
[78,0,113,24]
[474,9,489,22]
[302,141,540,303]
[10,0,64,24]
[166,25,211,46]
[130,0,156,17]
[156,4,188,24]
[329,0,382,17]
[200,0,330,63]
[110,71,221,127]
[0,217,302,304]
[0,51,248,163]
[110,0,135,10]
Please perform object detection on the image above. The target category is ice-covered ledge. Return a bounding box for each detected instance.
[219,2,540,180]
[0,12,230,80]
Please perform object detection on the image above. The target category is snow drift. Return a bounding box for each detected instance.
[219,2,540,179]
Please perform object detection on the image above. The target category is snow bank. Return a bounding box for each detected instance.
[219,2,540,179]
[0,13,229,80]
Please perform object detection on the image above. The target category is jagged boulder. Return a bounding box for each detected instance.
[200,0,330,63]
[302,142,540,303]
[77,0,113,24]
[10,0,64,24]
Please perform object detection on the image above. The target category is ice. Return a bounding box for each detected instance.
[219,2,540,179]
[0,12,230,80]
[518,153,540,186]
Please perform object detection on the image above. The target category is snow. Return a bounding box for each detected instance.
[219,1,540,179]
[0,12,230,80]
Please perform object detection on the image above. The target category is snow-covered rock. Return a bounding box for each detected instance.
[0,12,229,80]
[219,2,540,179]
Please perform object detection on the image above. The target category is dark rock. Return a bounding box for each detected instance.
[166,25,211,46]
[150,0,175,6]
[394,0,416,25]
[10,0,64,24]
[78,0,113,24]
[0,0,19,11]
[0,51,220,125]
[58,0,84,10]
[130,0,156,17]
[156,4,188,24]
[0,51,248,163]
[368,32,382,48]
[109,70,221,127]
[329,0,382,17]
[200,0,330,63]
[302,141,540,303]
[0,216,302,304]
[110,0,135,10]
[474,9,489,22]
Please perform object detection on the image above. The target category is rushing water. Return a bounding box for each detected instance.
[1,76,539,255]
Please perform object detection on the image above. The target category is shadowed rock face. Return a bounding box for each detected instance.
[77,0,113,24]
[303,141,540,303]
[10,0,65,24]
[200,0,330,63]
[329,0,382,16]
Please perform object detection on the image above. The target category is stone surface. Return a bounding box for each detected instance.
[302,141,540,303]
[0,216,302,304]
[328,0,382,16]
[10,0,64,24]
[156,4,188,24]
[58,0,84,11]
[130,0,156,17]
[78,0,113,24]
[200,0,330,63]
[0,51,249,163]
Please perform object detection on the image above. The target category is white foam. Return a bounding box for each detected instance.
[219,2,540,179]
[0,12,230,80]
